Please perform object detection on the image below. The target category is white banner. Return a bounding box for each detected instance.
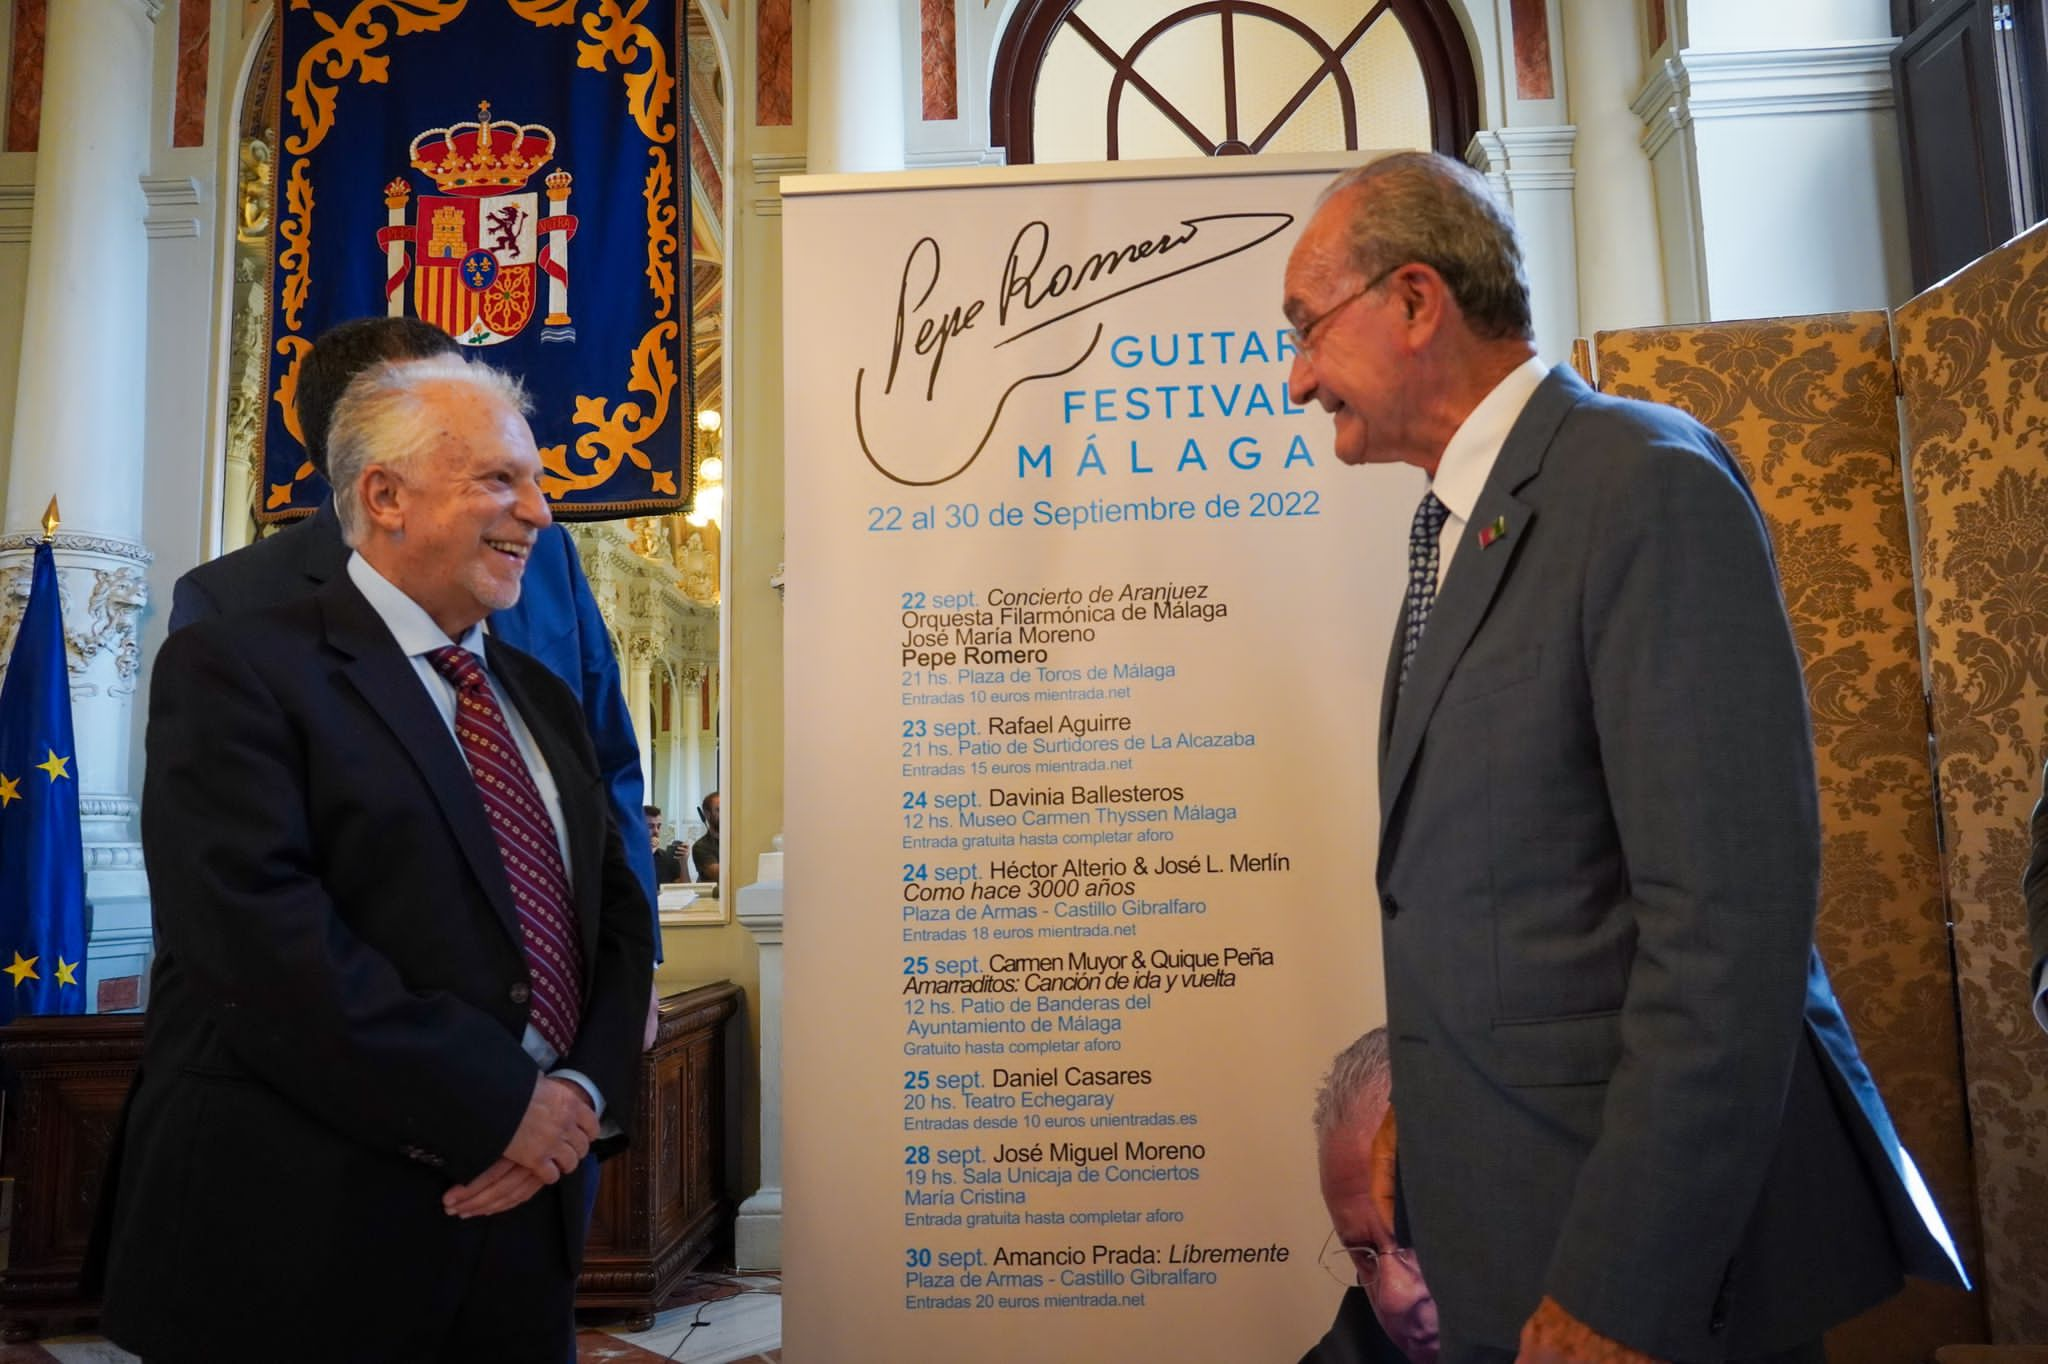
[783,156,1420,1362]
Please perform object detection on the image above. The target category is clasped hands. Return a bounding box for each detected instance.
[442,1074,599,1219]
[1369,1108,1666,1364]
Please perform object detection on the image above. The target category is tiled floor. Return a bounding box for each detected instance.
[601,1274,783,1363]
[0,1273,782,1364]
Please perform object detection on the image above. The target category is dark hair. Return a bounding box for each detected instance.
[1321,152,1534,343]
[297,317,462,473]
[644,805,663,818]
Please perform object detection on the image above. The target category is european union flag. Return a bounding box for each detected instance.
[0,541,87,1021]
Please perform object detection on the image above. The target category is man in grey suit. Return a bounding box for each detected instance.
[1281,152,1964,1363]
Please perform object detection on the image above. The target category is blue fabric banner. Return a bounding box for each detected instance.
[262,0,689,522]
[0,542,88,1022]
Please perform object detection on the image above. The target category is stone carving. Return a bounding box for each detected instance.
[0,555,151,698]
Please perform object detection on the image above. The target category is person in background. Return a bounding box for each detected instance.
[647,804,687,884]
[1304,1028,1438,1364]
[690,790,721,886]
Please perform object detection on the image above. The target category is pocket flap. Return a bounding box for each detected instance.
[1490,1009,1621,1087]
[1440,644,1542,705]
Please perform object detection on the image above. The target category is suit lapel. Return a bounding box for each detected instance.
[319,577,525,952]
[1378,367,1588,853]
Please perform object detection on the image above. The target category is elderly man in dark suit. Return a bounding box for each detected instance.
[98,354,655,1363]
[1281,152,1964,1363]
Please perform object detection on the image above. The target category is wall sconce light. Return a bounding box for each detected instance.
[688,408,724,528]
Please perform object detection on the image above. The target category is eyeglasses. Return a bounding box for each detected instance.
[1287,263,1404,354]
[1318,1228,1421,1292]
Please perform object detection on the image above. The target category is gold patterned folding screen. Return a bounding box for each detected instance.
[1897,219,2048,1344]
[1594,314,1987,1357]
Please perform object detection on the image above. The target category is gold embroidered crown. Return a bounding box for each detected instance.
[409,102,556,196]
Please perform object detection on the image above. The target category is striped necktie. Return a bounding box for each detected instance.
[426,645,583,1056]
[1399,491,1449,694]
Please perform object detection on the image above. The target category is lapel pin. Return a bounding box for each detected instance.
[1478,515,1508,549]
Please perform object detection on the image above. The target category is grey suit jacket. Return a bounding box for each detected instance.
[1375,367,1964,1360]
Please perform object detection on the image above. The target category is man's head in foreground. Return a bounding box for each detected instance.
[1315,1027,1439,1363]
[1281,151,1536,477]
[328,353,549,638]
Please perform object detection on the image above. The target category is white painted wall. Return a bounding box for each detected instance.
[1636,21,1911,323]
[1688,49,1912,316]
[1563,0,1669,334]
[1682,0,1892,50]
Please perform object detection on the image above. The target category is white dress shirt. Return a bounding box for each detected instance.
[1428,356,1550,589]
[347,553,605,1118]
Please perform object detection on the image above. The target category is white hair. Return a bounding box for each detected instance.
[326,352,532,545]
[1313,1026,1391,1142]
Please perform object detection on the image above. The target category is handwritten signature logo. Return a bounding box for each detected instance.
[854,211,1294,487]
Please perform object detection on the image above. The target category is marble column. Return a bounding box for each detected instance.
[805,0,907,174]
[0,0,161,1011]
[1561,0,1669,334]
[1465,126,1582,365]
[1633,10,1906,320]
[679,665,703,817]
[734,842,783,1270]
[626,645,656,800]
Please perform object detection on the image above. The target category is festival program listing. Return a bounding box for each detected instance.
[898,582,1229,675]
[900,1053,1294,1311]
[879,571,1304,1313]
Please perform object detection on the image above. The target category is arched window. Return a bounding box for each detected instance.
[991,0,1478,165]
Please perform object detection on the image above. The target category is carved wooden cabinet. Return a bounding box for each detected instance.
[578,980,741,1326]
[0,1014,144,1342]
[0,982,741,1339]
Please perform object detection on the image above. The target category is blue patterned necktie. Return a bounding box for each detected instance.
[1399,491,1449,694]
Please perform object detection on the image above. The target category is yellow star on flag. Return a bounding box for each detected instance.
[0,773,17,806]
[36,749,70,781]
[54,958,78,987]
[4,951,38,986]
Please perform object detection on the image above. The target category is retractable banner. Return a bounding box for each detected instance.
[784,156,1417,1361]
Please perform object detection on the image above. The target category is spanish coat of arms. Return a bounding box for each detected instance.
[377,101,580,347]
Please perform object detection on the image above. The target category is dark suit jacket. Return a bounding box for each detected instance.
[170,502,662,948]
[1375,368,1965,1359]
[1297,1288,1411,1364]
[98,574,656,1358]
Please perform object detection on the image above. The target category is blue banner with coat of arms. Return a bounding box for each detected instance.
[262,0,691,522]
